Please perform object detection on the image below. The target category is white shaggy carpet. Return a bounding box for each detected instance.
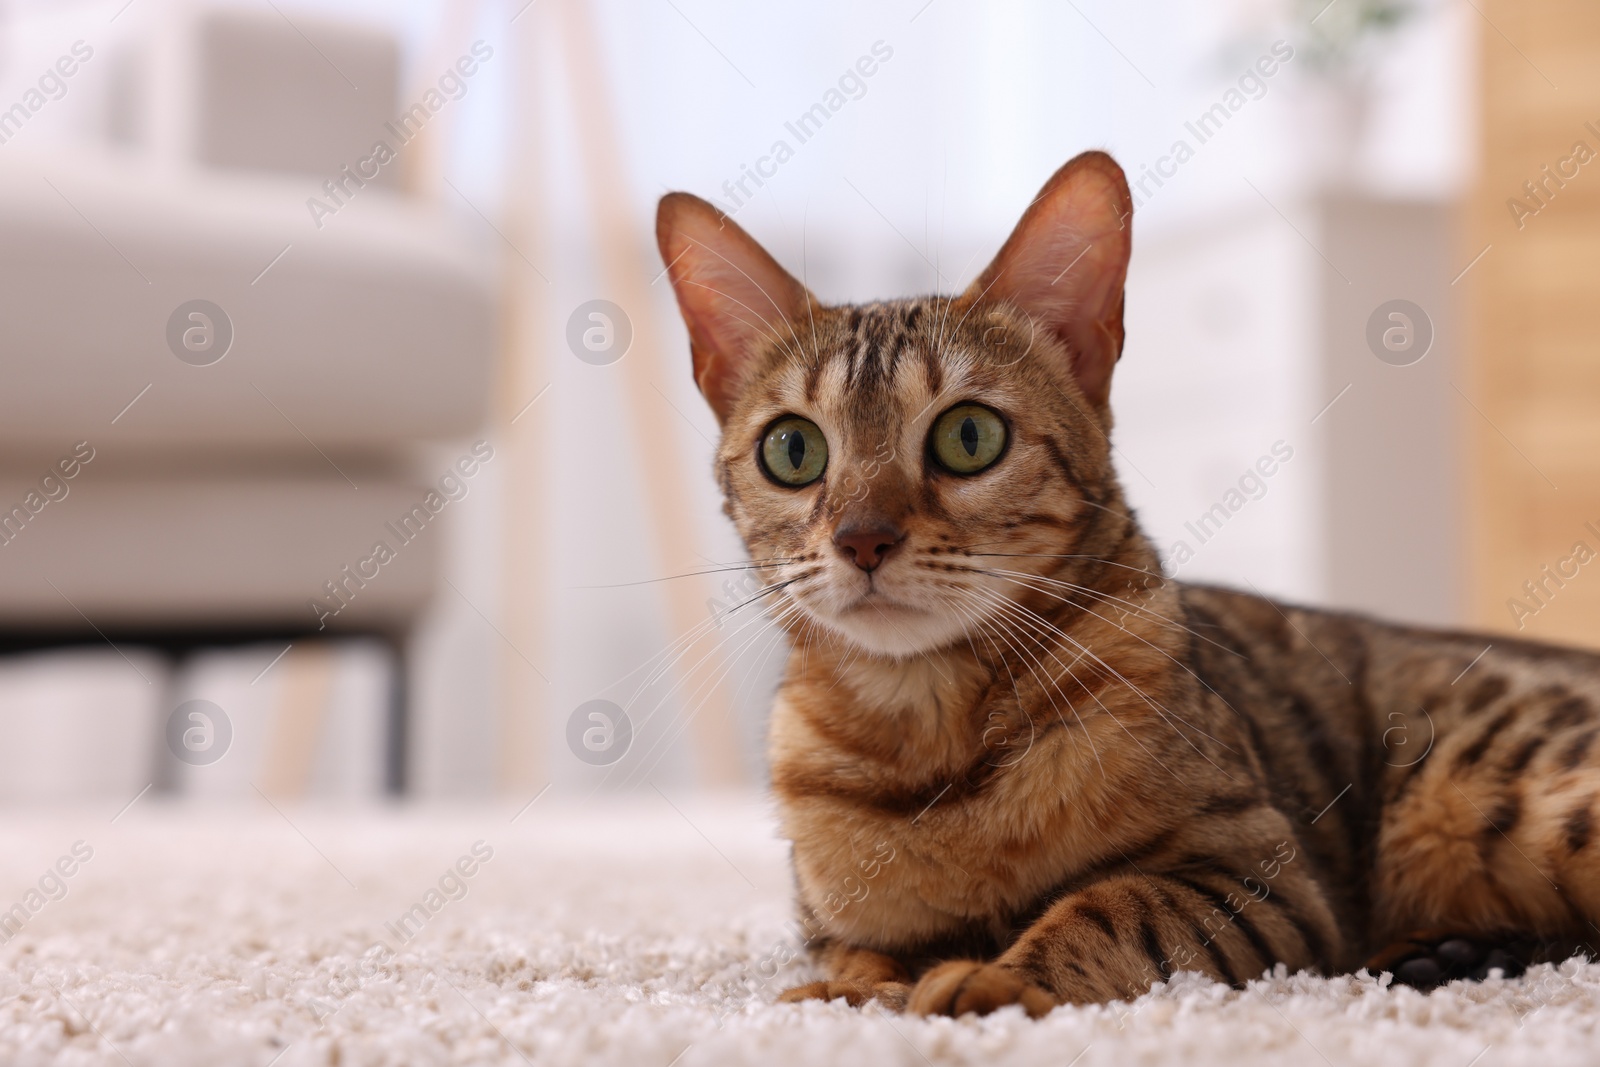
[4,792,1600,1066]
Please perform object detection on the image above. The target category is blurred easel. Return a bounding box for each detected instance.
[416,0,747,790]
[546,0,746,786]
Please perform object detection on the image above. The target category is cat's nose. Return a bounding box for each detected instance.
[833,524,904,572]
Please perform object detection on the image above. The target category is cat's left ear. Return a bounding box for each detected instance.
[656,193,815,424]
[965,151,1133,408]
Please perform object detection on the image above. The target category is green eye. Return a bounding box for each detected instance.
[930,404,1007,474]
[760,416,828,486]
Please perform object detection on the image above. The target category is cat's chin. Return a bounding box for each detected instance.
[814,598,970,659]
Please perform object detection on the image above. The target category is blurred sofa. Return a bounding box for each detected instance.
[0,4,497,794]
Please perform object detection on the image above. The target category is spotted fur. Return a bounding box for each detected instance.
[655,152,1600,1015]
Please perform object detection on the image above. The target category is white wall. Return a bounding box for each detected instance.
[0,0,1475,796]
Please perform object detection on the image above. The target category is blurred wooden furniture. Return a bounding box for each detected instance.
[1466,0,1600,647]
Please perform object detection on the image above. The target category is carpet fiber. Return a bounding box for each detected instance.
[3,793,1599,1066]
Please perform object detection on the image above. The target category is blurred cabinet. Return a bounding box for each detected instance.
[1316,197,1462,629]
[1117,193,1462,629]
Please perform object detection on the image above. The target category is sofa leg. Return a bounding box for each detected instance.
[384,627,409,797]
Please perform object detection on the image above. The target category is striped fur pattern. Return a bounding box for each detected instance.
[654,153,1600,1015]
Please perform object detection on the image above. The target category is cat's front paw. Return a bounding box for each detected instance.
[777,979,911,1010]
[908,961,1056,1018]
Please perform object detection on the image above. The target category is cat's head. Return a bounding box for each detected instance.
[657,152,1136,659]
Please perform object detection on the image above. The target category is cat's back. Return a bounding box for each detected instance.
[1177,581,1600,757]
[1177,581,1600,950]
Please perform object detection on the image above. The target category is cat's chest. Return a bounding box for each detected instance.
[771,692,1102,950]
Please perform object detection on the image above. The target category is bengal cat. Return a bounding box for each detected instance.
[655,151,1600,1016]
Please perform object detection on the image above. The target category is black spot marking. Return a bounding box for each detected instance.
[1273,896,1332,968]
[1191,918,1240,985]
[1167,874,1275,974]
[1287,694,1351,799]
[1221,899,1279,976]
[1199,794,1262,818]
[1559,729,1599,771]
[1565,799,1593,853]
[1455,709,1517,770]
[1484,793,1522,836]
[1503,734,1545,775]
[1465,676,1510,714]
[919,342,943,395]
[934,966,977,1015]
[856,309,893,389]
[1139,919,1170,978]
[1077,905,1118,941]
[803,351,827,403]
[1041,436,1081,490]
[1544,695,1593,732]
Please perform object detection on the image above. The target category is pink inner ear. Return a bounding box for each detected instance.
[966,153,1133,407]
[657,193,813,423]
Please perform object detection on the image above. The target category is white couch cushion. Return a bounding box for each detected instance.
[0,145,496,451]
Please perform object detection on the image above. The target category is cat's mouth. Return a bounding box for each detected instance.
[834,568,914,611]
[808,582,972,658]
[839,586,905,613]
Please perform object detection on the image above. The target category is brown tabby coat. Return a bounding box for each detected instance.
[655,152,1600,1015]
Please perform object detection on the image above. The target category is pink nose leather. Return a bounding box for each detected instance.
[833,525,904,572]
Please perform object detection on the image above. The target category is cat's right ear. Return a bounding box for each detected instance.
[656,194,814,424]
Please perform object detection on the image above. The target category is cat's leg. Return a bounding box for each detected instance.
[1371,694,1600,973]
[908,866,1341,1016]
[777,940,912,1009]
